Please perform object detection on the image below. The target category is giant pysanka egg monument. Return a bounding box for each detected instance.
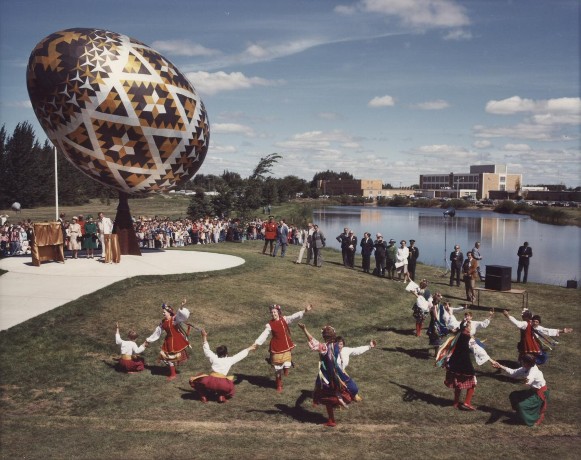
[26,28,210,254]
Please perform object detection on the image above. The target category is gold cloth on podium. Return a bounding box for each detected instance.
[104,234,121,264]
[32,222,65,266]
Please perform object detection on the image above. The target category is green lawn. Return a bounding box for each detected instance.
[0,241,580,459]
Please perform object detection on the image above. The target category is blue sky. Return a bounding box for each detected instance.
[1,0,579,186]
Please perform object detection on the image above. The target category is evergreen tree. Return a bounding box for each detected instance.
[187,189,214,219]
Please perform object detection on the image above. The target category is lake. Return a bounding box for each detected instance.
[312,206,581,287]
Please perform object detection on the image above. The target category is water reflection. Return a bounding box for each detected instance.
[312,206,580,286]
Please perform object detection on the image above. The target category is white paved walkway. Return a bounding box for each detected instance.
[0,250,244,330]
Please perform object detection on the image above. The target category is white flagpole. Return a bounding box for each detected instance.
[54,145,59,221]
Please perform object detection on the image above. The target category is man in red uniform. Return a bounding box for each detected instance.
[262,216,278,256]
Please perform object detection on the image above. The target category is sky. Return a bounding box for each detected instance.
[1,0,579,187]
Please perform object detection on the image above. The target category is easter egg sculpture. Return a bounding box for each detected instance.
[26,28,210,255]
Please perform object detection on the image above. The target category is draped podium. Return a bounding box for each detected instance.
[32,222,65,266]
[103,234,121,264]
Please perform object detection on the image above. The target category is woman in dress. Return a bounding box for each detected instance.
[146,299,191,381]
[254,303,312,392]
[68,216,82,259]
[409,279,431,337]
[83,215,98,259]
[437,318,478,410]
[299,323,359,427]
[396,240,411,283]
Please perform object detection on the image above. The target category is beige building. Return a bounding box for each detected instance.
[419,165,522,199]
[318,179,383,198]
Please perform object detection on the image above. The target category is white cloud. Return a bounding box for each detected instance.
[340,0,470,28]
[368,95,396,107]
[410,99,450,110]
[150,40,220,57]
[186,71,282,95]
[443,29,472,40]
[502,143,532,152]
[473,123,555,141]
[473,140,492,149]
[317,112,343,121]
[212,123,256,137]
[415,144,476,160]
[486,96,581,117]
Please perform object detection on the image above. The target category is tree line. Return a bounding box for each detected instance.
[0,122,357,219]
[0,122,115,209]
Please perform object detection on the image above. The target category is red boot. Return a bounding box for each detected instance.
[462,388,476,410]
[324,405,336,427]
[167,365,177,381]
[276,376,283,393]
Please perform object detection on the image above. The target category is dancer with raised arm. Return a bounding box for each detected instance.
[146,298,191,381]
[189,329,257,403]
[254,303,312,392]
[299,323,359,427]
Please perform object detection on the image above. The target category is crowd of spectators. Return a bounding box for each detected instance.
[0,213,307,258]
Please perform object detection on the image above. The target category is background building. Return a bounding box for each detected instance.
[419,165,522,199]
[318,179,383,199]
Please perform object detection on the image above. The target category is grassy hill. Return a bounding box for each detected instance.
[0,240,579,459]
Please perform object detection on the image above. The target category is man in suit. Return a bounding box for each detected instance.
[336,227,350,267]
[295,223,314,264]
[408,239,419,281]
[311,224,326,267]
[517,241,533,283]
[273,219,289,257]
[360,232,375,273]
[449,245,464,287]
[345,230,358,269]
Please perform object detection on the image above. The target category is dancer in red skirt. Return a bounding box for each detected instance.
[146,299,191,381]
[189,329,257,403]
[254,303,312,392]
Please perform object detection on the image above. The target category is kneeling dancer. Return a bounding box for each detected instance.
[146,299,191,381]
[491,354,549,426]
[189,329,257,403]
[299,323,359,427]
[254,303,312,392]
[115,322,148,373]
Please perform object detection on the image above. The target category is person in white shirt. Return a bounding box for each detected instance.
[336,336,376,402]
[295,223,314,264]
[97,212,114,261]
[189,329,257,403]
[396,240,411,283]
[491,353,549,426]
[336,336,376,371]
[115,322,148,373]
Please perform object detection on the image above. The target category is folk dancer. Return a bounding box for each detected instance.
[436,317,491,411]
[503,309,572,365]
[189,329,257,403]
[115,322,148,373]
[491,354,549,426]
[407,279,432,337]
[299,323,359,427]
[254,303,312,392]
[146,299,192,381]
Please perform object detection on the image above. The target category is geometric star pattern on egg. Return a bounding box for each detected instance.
[26,28,209,193]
